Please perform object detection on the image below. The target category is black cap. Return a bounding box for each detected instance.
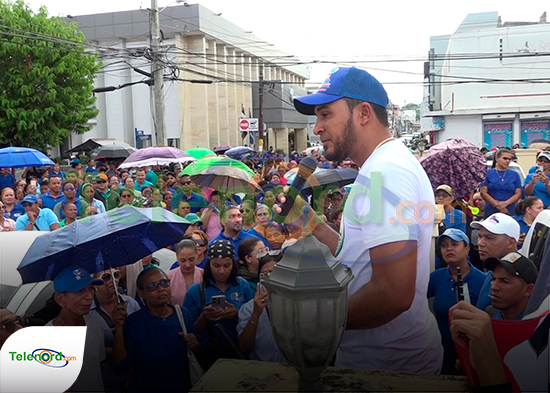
[484,252,538,284]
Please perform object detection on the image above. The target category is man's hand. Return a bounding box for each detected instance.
[27,210,38,223]
[112,301,128,328]
[274,188,324,238]
[449,301,507,386]
[220,303,239,320]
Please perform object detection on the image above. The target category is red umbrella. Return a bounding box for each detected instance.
[420,138,487,198]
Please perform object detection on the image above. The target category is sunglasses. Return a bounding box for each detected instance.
[1,316,25,332]
[145,279,170,292]
[257,248,282,260]
[100,270,120,281]
[64,187,75,191]
[121,194,133,198]
[181,181,192,185]
[194,239,206,246]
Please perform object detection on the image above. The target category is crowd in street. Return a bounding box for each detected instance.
[1,66,548,393]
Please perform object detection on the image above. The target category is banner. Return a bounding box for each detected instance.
[484,123,513,150]
[521,121,550,148]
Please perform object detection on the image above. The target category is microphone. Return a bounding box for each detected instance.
[272,157,317,224]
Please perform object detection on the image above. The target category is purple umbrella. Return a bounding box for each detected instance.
[118,146,195,169]
[225,146,254,156]
[420,138,486,199]
[213,145,232,154]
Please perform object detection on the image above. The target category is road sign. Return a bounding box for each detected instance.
[239,119,250,131]
[239,118,258,132]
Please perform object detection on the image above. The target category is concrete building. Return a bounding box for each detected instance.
[422,11,550,149]
[61,4,309,155]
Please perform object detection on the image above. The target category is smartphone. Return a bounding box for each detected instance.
[30,180,37,187]
[536,166,544,174]
[456,266,464,302]
[259,273,267,293]
[211,295,226,309]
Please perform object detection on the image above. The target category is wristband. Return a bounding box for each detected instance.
[249,319,258,327]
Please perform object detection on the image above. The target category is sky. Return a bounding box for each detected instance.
[22,0,550,105]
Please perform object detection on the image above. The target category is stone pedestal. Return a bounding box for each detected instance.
[514,148,537,175]
[191,359,470,392]
[294,128,308,153]
[274,127,289,153]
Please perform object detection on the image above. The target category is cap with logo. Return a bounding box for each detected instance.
[470,213,520,242]
[21,194,39,205]
[435,185,453,196]
[437,228,470,248]
[53,266,104,293]
[484,252,538,284]
[293,67,388,116]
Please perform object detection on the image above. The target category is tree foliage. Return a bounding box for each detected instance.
[0,0,100,150]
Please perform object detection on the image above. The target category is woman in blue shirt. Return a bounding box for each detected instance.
[184,240,255,370]
[513,196,544,247]
[111,267,201,392]
[481,148,522,218]
[428,229,486,375]
[524,150,550,208]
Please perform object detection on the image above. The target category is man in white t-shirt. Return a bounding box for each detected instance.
[283,67,443,374]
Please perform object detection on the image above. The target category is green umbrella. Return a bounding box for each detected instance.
[181,156,255,177]
[184,147,216,160]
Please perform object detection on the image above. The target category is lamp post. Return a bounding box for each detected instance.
[262,234,353,392]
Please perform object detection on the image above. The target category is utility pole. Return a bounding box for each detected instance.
[258,65,264,152]
[150,0,167,146]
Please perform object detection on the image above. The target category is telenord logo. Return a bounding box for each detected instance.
[9,349,77,368]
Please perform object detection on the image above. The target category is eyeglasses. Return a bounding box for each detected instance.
[145,279,170,292]
[1,316,25,332]
[21,203,34,208]
[100,270,120,281]
[121,194,132,198]
[64,187,75,191]
[194,239,206,247]
[257,248,282,260]
[537,158,550,163]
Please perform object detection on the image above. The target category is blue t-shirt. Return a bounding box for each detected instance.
[427,265,487,352]
[245,227,269,246]
[524,173,550,208]
[40,192,66,211]
[476,272,493,311]
[482,168,522,217]
[493,310,525,320]
[513,215,531,235]
[4,204,25,221]
[184,278,255,347]
[15,208,59,231]
[134,180,153,192]
[171,191,208,213]
[0,173,16,191]
[114,305,197,393]
[210,230,260,255]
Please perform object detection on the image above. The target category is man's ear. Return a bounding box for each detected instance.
[358,102,375,125]
[54,293,65,308]
[524,283,535,298]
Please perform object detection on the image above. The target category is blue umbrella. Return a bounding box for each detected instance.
[17,206,191,284]
[0,146,54,168]
[225,146,254,156]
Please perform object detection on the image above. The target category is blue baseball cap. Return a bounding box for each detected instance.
[21,194,39,205]
[53,267,104,293]
[293,67,388,115]
[437,228,470,248]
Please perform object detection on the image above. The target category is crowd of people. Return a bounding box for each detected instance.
[1,66,548,392]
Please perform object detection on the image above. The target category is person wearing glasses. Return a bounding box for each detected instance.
[167,240,204,306]
[117,187,135,207]
[171,174,208,213]
[54,181,83,219]
[184,240,255,370]
[237,248,286,363]
[111,267,201,393]
[1,308,25,348]
[0,201,16,231]
[90,268,140,392]
[15,194,60,231]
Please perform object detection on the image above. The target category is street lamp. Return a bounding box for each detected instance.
[262,234,354,392]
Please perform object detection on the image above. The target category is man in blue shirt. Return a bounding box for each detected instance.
[134,169,153,192]
[15,194,60,231]
[210,205,258,252]
[40,175,65,211]
[0,168,16,192]
[435,185,467,234]
[484,252,537,320]
[171,174,207,213]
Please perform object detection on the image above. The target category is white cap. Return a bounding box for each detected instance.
[470,213,520,242]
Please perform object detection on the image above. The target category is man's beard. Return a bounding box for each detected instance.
[324,115,356,162]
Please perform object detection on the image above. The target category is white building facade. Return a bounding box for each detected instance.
[422,11,550,149]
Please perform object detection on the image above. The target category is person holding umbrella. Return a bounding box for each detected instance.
[480,148,522,218]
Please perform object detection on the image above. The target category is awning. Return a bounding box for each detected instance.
[65,138,134,154]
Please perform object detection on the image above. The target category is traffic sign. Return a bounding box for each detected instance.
[239,119,250,131]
